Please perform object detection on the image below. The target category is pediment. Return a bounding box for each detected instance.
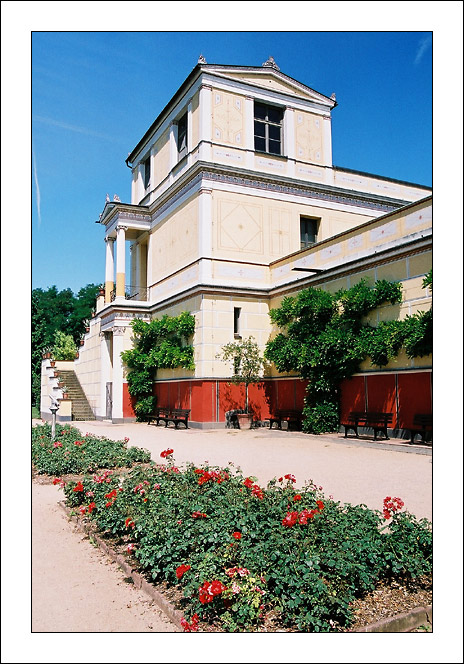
[203,65,335,108]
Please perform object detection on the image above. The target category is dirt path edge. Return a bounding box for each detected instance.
[57,501,185,630]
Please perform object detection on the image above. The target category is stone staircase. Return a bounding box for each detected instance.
[57,370,96,421]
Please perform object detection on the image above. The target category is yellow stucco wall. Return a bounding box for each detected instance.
[294,109,324,164]
[153,129,170,189]
[74,318,102,414]
[149,195,199,287]
[212,88,245,147]
[191,90,200,151]
[212,189,374,264]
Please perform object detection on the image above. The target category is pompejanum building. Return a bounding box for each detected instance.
[41,57,432,433]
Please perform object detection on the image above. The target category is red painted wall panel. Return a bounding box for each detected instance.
[144,373,430,432]
[340,376,366,421]
[366,374,397,428]
[122,382,136,418]
[191,381,214,422]
[397,372,432,429]
[276,380,296,409]
[218,381,245,419]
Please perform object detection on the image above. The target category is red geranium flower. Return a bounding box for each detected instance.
[160,448,174,458]
[181,613,199,632]
[73,482,84,492]
[316,500,325,511]
[282,511,299,527]
[243,477,254,489]
[52,477,62,485]
[125,518,135,529]
[232,532,242,540]
[176,564,191,580]
[284,473,296,483]
[293,494,302,502]
[192,511,208,519]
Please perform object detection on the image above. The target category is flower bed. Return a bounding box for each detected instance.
[56,446,432,633]
[32,423,151,475]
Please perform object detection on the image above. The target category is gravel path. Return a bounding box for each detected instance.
[32,481,178,633]
[70,420,433,520]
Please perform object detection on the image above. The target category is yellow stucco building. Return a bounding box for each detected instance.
[41,57,431,432]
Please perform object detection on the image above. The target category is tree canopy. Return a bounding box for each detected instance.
[265,276,432,434]
[31,283,101,408]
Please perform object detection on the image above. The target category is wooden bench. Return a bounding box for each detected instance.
[342,411,393,440]
[147,408,190,429]
[168,408,190,429]
[269,410,302,431]
[409,414,432,444]
[147,407,171,426]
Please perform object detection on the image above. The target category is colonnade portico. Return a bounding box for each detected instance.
[104,225,127,303]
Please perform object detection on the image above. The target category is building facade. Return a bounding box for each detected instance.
[41,57,432,432]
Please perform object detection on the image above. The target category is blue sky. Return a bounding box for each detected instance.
[30,30,434,293]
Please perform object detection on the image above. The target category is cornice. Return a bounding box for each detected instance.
[146,161,410,222]
[95,234,431,321]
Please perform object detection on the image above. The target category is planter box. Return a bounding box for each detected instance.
[237,413,253,429]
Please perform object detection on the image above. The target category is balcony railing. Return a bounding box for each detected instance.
[110,285,149,302]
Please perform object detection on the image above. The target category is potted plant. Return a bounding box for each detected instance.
[61,387,69,400]
[50,358,56,367]
[217,336,264,429]
[42,346,53,360]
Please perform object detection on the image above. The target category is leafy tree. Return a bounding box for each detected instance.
[68,284,101,342]
[31,283,101,410]
[121,312,195,420]
[217,337,264,413]
[31,291,48,408]
[265,278,431,434]
[52,330,77,360]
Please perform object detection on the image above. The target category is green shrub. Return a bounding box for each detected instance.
[32,423,151,475]
[59,449,432,633]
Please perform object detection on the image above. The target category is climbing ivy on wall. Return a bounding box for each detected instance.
[265,273,432,434]
[121,312,195,421]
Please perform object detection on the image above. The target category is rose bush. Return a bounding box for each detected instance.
[58,449,432,632]
[32,423,151,475]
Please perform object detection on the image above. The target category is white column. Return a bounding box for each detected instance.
[111,327,125,422]
[198,187,213,283]
[284,107,296,177]
[169,121,177,174]
[323,115,333,167]
[187,100,193,167]
[99,332,111,418]
[104,236,115,303]
[131,168,137,204]
[244,95,254,169]
[135,243,142,296]
[146,233,152,302]
[115,225,127,298]
[137,163,144,203]
[199,84,212,161]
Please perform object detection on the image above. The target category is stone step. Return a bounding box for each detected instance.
[55,370,95,420]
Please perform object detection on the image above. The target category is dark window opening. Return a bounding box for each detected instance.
[254,101,283,155]
[143,156,151,190]
[300,217,319,249]
[234,307,241,338]
[177,112,188,159]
